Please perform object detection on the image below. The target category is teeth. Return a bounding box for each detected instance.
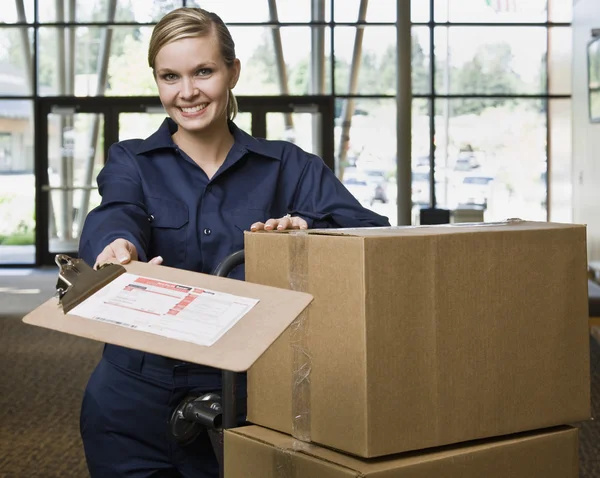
[181,104,208,113]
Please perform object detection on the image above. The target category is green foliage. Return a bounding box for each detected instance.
[0,221,34,245]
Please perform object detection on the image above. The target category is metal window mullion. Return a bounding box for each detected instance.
[310,0,326,160]
[267,0,292,130]
[429,0,436,209]
[397,0,411,225]
[545,24,551,221]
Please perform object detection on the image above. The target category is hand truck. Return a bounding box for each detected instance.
[168,249,246,478]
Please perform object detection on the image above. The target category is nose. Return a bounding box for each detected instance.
[179,77,198,100]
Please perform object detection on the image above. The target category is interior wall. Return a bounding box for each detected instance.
[573,0,600,261]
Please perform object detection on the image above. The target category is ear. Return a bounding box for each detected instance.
[229,58,241,89]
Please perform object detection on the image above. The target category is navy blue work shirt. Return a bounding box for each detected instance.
[79,118,390,277]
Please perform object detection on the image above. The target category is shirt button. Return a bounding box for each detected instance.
[148,215,154,223]
[203,228,212,236]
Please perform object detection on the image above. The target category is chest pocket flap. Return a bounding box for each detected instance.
[146,196,189,229]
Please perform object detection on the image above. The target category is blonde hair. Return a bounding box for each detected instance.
[148,7,238,120]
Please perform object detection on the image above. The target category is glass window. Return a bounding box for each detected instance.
[334,0,396,23]
[412,27,431,95]
[192,0,314,23]
[0,27,33,96]
[37,0,183,23]
[0,100,34,264]
[412,99,431,170]
[266,112,323,156]
[232,26,332,96]
[0,0,34,23]
[46,111,104,252]
[548,0,572,23]
[548,99,572,222]
[433,98,547,222]
[434,27,547,95]
[434,0,548,23]
[548,26,572,95]
[335,98,396,223]
[37,26,157,96]
[334,27,396,95]
[411,0,431,22]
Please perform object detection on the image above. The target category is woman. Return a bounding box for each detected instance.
[78,7,389,477]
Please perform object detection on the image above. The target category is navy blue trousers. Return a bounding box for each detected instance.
[80,345,245,478]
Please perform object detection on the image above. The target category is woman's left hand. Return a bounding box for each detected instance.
[250,214,308,232]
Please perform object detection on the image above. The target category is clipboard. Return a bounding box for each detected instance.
[22,255,313,373]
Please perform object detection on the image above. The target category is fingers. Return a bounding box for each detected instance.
[149,256,163,265]
[250,215,308,232]
[94,239,138,269]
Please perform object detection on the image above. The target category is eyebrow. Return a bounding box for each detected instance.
[156,62,217,74]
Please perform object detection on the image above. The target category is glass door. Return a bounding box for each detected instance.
[35,96,334,266]
[36,97,166,265]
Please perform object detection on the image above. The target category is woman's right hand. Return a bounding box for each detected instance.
[94,238,163,269]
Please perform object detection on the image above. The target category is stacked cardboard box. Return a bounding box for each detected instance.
[226,221,590,476]
[225,425,579,477]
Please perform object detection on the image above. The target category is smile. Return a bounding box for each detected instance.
[180,104,208,113]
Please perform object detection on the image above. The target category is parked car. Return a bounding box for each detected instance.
[343,176,373,205]
[412,168,431,205]
[457,174,494,209]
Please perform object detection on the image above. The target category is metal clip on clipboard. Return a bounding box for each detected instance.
[54,254,126,314]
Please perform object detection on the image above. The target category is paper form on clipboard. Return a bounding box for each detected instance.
[70,272,259,347]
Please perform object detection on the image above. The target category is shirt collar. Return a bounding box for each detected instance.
[136,117,281,161]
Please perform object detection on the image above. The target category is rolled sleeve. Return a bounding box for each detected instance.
[78,143,151,265]
[290,153,390,228]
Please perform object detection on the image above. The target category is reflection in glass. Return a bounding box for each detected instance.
[0,27,33,96]
[47,113,103,253]
[37,26,156,97]
[434,0,547,23]
[334,27,396,95]
[231,26,331,96]
[433,98,546,222]
[435,27,547,95]
[0,100,35,264]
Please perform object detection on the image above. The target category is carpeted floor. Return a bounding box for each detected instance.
[1,311,599,477]
[0,315,102,478]
[579,334,600,477]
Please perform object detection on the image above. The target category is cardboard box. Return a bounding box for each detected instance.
[224,425,579,478]
[245,221,591,457]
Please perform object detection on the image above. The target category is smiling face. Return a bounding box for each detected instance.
[154,33,240,138]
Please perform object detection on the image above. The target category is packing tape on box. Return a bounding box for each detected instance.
[288,231,312,442]
[274,441,311,477]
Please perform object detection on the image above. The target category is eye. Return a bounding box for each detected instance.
[161,73,178,82]
[196,68,213,77]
